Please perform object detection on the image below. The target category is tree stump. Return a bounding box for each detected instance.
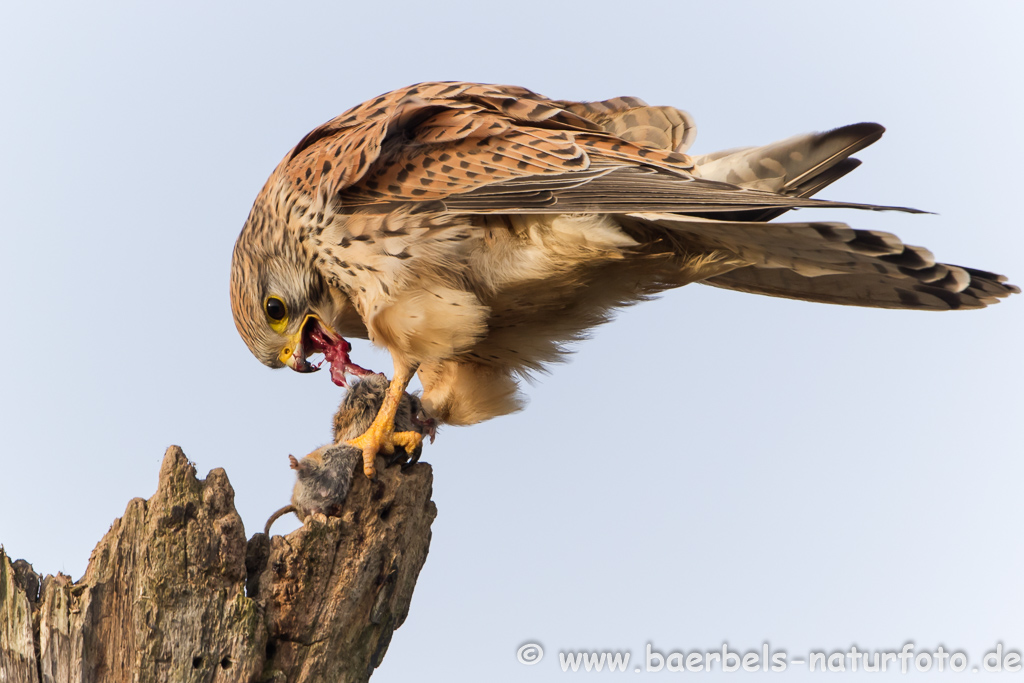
[0,445,436,683]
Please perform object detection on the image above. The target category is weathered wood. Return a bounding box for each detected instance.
[0,553,40,682]
[252,458,435,681]
[0,444,435,683]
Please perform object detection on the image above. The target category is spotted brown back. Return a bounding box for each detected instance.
[272,81,890,217]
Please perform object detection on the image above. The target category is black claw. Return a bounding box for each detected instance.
[384,442,424,470]
[402,444,423,470]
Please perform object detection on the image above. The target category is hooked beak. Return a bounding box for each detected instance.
[278,312,372,387]
[278,314,333,373]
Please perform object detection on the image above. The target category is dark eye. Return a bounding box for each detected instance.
[265,297,287,321]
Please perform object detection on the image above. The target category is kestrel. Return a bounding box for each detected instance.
[230,81,1017,478]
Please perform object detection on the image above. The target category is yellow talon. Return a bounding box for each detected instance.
[392,430,423,453]
[345,361,422,478]
[347,421,391,478]
[347,427,424,478]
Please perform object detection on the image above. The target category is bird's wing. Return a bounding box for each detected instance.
[623,213,1020,310]
[552,96,698,154]
[686,122,884,222]
[275,81,918,216]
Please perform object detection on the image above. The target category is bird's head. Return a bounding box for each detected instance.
[229,217,349,375]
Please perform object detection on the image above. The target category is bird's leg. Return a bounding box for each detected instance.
[346,360,423,478]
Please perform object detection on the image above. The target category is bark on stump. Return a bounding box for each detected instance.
[0,445,436,682]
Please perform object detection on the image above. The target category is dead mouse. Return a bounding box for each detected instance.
[264,373,434,535]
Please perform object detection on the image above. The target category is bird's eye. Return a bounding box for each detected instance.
[265,296,287,322]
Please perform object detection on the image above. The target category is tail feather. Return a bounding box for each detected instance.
[623,122,1018,310]
[624,213,1019,311]
[700,266,1014,311]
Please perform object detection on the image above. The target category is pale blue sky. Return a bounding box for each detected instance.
[1,1,1021,679]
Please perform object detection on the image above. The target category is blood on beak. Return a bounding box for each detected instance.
[278,314,324,373]
[278,313,373,386]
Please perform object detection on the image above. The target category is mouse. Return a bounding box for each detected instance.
[264,373,434,536]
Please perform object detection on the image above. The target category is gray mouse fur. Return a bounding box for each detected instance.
[264,373,432,536]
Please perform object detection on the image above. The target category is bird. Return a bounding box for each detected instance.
[230,81,1017,479]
